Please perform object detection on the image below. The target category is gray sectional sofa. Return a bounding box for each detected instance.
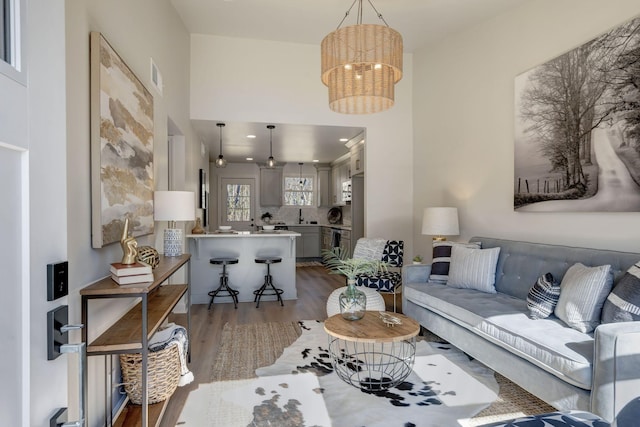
[402,236,640,423]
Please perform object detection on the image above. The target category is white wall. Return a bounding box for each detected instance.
[412,0,640,260]
[65,1,203,424]
[191,35,415,253]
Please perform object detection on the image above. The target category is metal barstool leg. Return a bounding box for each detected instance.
[208,261,239,310]
[254,262,284,308]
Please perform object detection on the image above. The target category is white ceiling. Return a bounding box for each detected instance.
[171,0,531,164]
[192,120,365,165]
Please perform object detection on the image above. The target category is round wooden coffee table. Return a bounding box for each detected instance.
[324,311,420,391]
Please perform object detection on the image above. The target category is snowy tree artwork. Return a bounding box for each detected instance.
[514,17,640,212]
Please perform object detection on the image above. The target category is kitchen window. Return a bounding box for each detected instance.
[284,176,314,206]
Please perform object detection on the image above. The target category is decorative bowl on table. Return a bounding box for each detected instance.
[218,226,232,231]
[262,225,275,231]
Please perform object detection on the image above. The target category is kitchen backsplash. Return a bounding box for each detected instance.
[259,205,351,226]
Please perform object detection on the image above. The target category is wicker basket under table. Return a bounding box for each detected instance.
[120,343,181,405]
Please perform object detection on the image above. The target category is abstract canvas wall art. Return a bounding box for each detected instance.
[90,32,154,247]
[514,17,640,212]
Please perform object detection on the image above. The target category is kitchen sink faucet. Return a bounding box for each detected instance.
[298,209,304,224]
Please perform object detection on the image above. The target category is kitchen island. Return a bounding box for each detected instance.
[187,231,301,305]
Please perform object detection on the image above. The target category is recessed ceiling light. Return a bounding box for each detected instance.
[247,135,256,139]
[246,157,253,161]
[312,159,319,163]
[339,138,348,142]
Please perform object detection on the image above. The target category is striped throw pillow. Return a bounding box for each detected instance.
[526,273,560,319]
[429,241,481,283]
[601,261,640,323]
[554,263,613,333]
[447,246,501,293]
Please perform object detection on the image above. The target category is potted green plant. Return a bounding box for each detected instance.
[322,247,385,320]
[412,255,423,265]
[260,212,273,224]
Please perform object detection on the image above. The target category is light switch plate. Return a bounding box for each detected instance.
[47,261,68,301]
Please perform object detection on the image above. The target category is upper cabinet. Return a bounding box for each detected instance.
[260,166,283,207]
[350,141,364,176]
[315,165,332,207]
[331,159,350,206]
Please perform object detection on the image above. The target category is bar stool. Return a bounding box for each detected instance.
[253,256,284,308]
[208,257,239,309]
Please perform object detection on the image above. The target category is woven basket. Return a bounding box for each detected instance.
[119,344,181,404]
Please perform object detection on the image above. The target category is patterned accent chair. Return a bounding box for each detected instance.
[353,238,404,312]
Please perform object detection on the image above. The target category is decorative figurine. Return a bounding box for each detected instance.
[120,218,138,265]
[191,217,205,234]
[137,246,160,268]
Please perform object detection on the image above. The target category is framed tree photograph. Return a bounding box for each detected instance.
[514,17,640,212]
[90,32,154,247]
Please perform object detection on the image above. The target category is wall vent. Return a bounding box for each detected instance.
[150,58,163,95]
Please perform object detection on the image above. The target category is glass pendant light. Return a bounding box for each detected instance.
[266,125,276,168]
[215,122,227,168]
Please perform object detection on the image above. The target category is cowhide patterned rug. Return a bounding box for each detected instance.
[179,320,499,427]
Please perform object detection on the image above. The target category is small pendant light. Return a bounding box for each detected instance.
[266,125,276,168]
[215,122,227,168]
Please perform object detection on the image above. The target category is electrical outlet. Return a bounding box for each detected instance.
[47,261,68,301]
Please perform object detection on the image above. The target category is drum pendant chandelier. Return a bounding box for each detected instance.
[321,0,403,114]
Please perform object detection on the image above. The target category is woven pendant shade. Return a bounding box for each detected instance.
[322,23,403,114]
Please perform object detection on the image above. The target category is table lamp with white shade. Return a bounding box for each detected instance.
[421,207,459,241]
[154,191,195,256]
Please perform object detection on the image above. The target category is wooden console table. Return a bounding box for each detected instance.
[80,254,191,427]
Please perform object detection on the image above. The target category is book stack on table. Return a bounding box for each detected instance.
[110,262,154,286]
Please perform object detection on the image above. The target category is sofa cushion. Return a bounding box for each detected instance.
[447,246,500,293]
[601,261,640,323]
[555,263,613,333]
[404,283,594,389]
[527,272,560,319]
[429,241,481,283]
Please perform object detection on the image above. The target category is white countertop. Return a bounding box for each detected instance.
[274,224,352,230]
[187,231,301,238]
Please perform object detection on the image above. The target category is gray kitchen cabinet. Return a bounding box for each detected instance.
[339,229,352,258]
[321,227,332,252]
[260,167,283,207]
[350,143,364,176]
[289,226,321,258]
[331,159,350,206]
[315,165,332,207]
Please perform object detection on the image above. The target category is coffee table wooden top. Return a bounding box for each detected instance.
[324,311,420,343]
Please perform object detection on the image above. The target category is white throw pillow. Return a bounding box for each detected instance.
[554,263,613,333]
[447,246,500,294]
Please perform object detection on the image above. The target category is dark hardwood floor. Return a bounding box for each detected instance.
[159,265,351,427]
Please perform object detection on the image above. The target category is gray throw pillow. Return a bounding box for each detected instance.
[447,246,500,294]
[527,273,560,319]
[554,263,613,333]
[428,241,481,283]
[601,261,640,323]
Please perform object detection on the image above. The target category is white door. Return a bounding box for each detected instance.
[0,144,27,426]
[0,0,28,422]
[220,178,256,231]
